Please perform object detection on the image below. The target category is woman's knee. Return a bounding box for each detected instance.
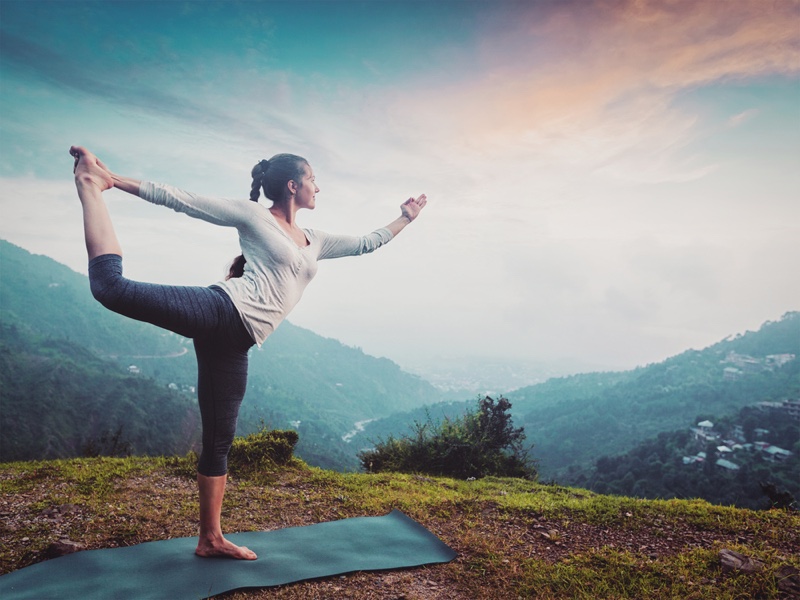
[88,254,124,308]
[198,437,235,477]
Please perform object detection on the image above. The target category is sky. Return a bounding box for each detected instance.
[1,0,798,373]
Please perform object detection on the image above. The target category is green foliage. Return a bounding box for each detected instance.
[359,396,536,479]
[227,428,299,475]
[511,312,800,480]
[574,404,800,510]
[519,546,790,600]
[0,321,199,462]
[81,426,133,458]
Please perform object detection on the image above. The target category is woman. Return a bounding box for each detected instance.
[70,146,426,560]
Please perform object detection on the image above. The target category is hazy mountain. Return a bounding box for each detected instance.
[510,312,800,479]
[0,240,444,468]
[570,402,799,509]
[353,313,799,482]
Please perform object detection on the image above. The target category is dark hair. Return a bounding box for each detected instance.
[226,153,309,280]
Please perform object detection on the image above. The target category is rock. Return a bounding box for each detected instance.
[719,549,764,573]
[44,539,85,559]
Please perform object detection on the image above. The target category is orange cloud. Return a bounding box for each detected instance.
[391,0,799,171]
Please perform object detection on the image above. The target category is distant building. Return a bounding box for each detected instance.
[716,459,740,471]
[763,446,793,462]
[723,367,743,381]
[765,354,795,368]
[757,398,800,422]
[692,421,719,443]
[128,365,140,375]
[723,352,763,373]
[783,398,800,421]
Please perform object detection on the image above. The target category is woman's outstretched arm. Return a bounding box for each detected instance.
[316,194,428,260]
[79,151,253,228]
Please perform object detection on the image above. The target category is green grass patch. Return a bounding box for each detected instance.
[519,545,797,600]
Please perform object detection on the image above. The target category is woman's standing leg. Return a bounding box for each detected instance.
[193,331,256,560]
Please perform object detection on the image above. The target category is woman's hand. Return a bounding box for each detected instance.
[385,194,427,237]
[400,194,427,222]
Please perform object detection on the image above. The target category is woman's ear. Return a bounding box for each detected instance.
[286,179,298,196]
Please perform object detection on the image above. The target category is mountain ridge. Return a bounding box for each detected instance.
[0,239,444,468]
[352,312,799,484]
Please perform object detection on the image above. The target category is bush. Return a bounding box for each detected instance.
[227,428,299,475]
[359,396,536,480]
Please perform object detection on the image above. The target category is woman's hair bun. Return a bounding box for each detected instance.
[251,159,270,179]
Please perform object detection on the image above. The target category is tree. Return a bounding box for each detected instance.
[360,396,536,480]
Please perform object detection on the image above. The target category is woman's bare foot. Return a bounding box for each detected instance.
[195,535,257,560]
[70,146,113,192]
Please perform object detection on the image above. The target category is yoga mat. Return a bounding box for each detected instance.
[0,510,457,599]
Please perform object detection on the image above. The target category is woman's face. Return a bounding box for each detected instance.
[294,164,319,210]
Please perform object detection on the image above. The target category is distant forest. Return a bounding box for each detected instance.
[570,403,799,510]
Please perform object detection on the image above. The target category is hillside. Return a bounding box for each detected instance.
[0,451,798,599]
[572,402,800,510]
[0,240,445,469]
[511,313,800,480]
[351,313,800,486]
[0,320,199,461]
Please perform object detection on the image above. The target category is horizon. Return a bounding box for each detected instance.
[1,1,798,371]
[2,236,794,393]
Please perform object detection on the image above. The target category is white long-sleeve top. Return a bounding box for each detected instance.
[139,181,394,346]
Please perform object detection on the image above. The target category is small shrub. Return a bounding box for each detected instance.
[227,428,299,475]
[360,396,536,480]
[81,426,133,458]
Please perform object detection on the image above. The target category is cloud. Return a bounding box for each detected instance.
[727,108,760,128]
[374,0,800,183]
[0,33,304,149]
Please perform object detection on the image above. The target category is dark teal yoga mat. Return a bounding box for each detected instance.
[0,509,456,599]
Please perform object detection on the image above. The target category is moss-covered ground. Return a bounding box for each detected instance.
[1,452,798,599]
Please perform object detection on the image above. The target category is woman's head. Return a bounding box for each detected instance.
[250,153,309,203]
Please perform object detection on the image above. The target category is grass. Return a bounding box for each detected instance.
[1,440,798,599]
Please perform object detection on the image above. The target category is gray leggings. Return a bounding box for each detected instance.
[88,254,254,476]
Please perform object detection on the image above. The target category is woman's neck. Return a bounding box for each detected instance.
[269,203,299,226]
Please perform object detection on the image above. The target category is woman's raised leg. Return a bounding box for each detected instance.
[70,145,122,260]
